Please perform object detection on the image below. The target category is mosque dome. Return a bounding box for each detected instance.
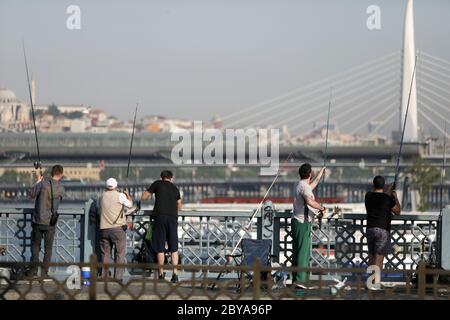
[0,88,17,103]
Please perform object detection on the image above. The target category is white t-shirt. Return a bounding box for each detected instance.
[118,193,133,208]
[292,179,316,223]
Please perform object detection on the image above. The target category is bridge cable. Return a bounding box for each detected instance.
[227,55,399,128]
[259,63,400,129]
[338,92,399,131]
[372,111,398,135]
[418,92,450,117]
[223,52,399,127]
[290,77,399,133]
[266,68,399,131]
[419,87,450,109]
[349,101,398,135]
[418,72,450,97]
[418,103,449,136]
[221,51,399,123]
[420,51,450,69]
[237,55,400,128]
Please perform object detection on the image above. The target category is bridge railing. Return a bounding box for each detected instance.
[126,208,260,268]
[0,202,442,279]
[1,259,449,300]
[272,210,439,277]
[0,207,86,266]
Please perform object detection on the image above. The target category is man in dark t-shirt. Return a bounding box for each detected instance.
[365,176,401,275]
[141,170,182,283]
[29,164,65,278]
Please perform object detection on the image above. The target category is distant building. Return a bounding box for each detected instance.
[58,105,91,114]
[70,118,89,133]
[0,88,30,130]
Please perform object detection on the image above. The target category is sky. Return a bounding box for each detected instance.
[1,0,449,124]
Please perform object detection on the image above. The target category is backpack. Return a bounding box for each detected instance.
[410,244,450,286]
[133,222,156,264]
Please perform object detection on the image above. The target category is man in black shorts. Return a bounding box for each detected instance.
[365,176,401,275]
[141,170,182,283]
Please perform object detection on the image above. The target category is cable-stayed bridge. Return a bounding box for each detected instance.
[220,50,450,139]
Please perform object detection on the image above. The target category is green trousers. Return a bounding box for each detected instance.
[292,219,311,283]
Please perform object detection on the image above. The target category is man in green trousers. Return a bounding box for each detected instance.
[292,163,326,289]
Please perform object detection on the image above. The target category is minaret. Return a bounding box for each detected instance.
[31,78,36,105]
[400,0,418,142]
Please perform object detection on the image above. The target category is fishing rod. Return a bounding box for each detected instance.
[126,102,139,182]
[115,102,139,221]
[318,88,332,228]
[22,40,42,176]
[393,55,418,190]
[211,152,294,289]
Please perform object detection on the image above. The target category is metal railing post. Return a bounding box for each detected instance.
[252,260,261,300]
[83,199,95,262]
[89,254,97,300]
[417,260,426,300]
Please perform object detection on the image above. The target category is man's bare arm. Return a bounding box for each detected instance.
[124,190,133,202]
[177,199,182,210]
[305,195,326,212]
[310,167,326,190]
[141,191,152,201]
[391,192,401,215]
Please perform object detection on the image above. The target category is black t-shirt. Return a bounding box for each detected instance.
[365,192,396,231]
[147,180,181,217]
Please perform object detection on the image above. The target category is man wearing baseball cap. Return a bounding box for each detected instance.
[99,177,134,282]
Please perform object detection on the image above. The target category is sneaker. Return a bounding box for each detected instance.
[171,274,179,284]
[367,284,383,291]
[158,272,166,281]
[40,273,53,283]
[113,278,124,285]
[295,283,314,290]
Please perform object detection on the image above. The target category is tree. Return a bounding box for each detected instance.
[406,157,440,211]
[0,170,30,184]
[66,111,83,119]
[48,104,60,116]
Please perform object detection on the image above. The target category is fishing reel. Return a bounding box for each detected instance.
[317,208,325,229]
[329,206,342,219]
[33,161,42,170]
[317,206,342,228]
[33,161,43,178]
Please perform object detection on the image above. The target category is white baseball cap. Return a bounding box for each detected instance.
[106,178,118,190]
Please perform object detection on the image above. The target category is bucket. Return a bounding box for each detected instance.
[81,267,91,286]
